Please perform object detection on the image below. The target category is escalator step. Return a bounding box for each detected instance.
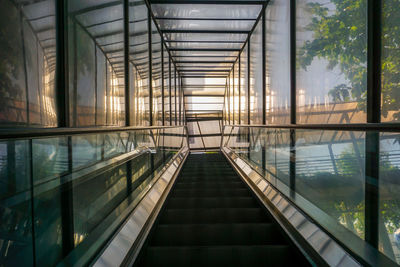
[160,208,269,224]
[174,181,245,189]
[142,245,291,267]
[171,188,250,197]
[166,197,258,209]
[151,223,281,246]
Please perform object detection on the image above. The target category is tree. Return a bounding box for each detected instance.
[298,0,400,121]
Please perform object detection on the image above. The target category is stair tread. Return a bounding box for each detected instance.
[142,245,292,267]
[160,208,269,223]
[151,223,282,246]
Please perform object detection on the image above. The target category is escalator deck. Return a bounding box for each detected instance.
[135,153,310,267]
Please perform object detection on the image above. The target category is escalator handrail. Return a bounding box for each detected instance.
[0,125,187,140]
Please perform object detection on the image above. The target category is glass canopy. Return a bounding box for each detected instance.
[151,1,263,151]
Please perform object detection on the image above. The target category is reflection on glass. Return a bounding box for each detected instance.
[68,0,125,127]
[151,21,162,126]
[295,130,365,239]
[379,133,400,263]
[171,64,176,125]
[240,44,248,125]
[129,0,149,126]
[163,46,170,125]
[0,126,187,266]
[296,0,367,124]
[249,21,263,124]
[265,0,290,124]
[234,62,240,124]
[0,140,32,265]
[223,126,400,265]
[0,0,57,127]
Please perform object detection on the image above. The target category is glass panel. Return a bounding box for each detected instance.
[151,22,162,126]
[151,4,262,19]
[296,0,367,124]
[240,44,248,124]
[265,0,290,124]
[229,71,234,123]
[0,126,188,266]
[163,46,170,125]
[249,21,263,124]
[0,140,33,265]
[158,19,254,31]
[168,41,243,50]
[381,2,400,123]
[234,61,240,124]
[171,64,176,125]
[0,0,57,127]
[379,132,400,263]
[68,0,125,127]
[129,0,149,126]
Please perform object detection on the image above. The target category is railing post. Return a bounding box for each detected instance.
[148,9,153,126]
[124,0,130,126]
[365,0,382,249]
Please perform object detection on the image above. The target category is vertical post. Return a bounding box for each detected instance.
[289,129,296,195]
[367,0,381,124]
[289,0,297,196]
[28,140,36,266]
[365,131,379,248]
[261,11,266,172]
[161,41,165,126]
[179,76,182,125]
[61,136,74,257]
[94,45,98,125]
[124,0,130,126]
[148,9,153,126]
[247,39,251,125]
[56,0,69,127]
[239,56,241,124]
[247,39,251,159]
[227,73,230,125]
[169,58,172,125]
[262,11,266,125]
[175,68,177,125]
[290,0,296,125]
[72,22,78,126]
[365,0,382,249]
[233,66,235,124]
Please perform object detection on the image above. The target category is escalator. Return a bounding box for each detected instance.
[135,153,311,266]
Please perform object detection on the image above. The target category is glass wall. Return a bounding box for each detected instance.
[240,44,249,124]
[163,47,170,125]
[381,2,400,122]
[151,21,162,126]
[0,0,57,127]
[171,64,176,125]
[249,20,263,124]
[265,0,290,125]
[296,0,367,124]
[129,0,149,126]
[229,71,234,123]
[234,61,240,124]
[68,0,125,127]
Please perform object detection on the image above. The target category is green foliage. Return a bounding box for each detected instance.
[298,0,400,121]
[298,0,367,107]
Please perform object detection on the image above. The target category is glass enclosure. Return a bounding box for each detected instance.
[0,126,188,266]
[0,0,57,127]
[222,126,400,265]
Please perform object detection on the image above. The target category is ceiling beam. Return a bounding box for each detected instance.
[162,29,249,34]
[151,0,266,4]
